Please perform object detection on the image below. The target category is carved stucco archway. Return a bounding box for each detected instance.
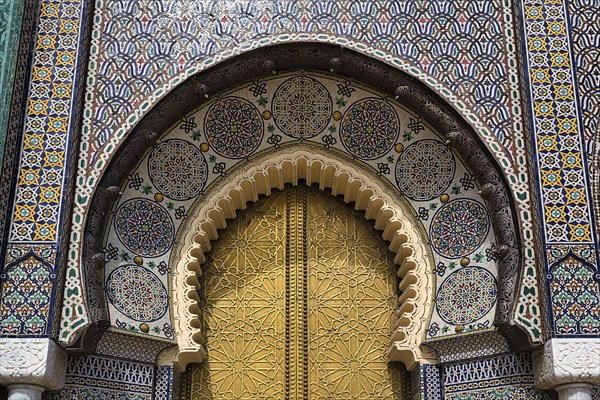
[76,44,526,357]
[170,149,436,371]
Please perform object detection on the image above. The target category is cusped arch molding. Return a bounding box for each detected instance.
[79,43,526,353]
[171,148,436,371]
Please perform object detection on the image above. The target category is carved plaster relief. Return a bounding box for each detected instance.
[533,338,600,390]
[0,338,67,390]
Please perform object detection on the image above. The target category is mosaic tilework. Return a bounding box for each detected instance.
[0,250,55,334]
[106,265,169,322]
[435,267,496,326]
[522,0,594,244]
[83,0,518,166]
[155,365,181,400]
[548,255,600,334]
[567,0,600,161]
[44,387,147,400]
[155,366,172,400]
[97,72,498,340]
[445,386,557,400]
[8,1,82,243]
[96,330,174,363]
[424,331,510,364]
[521,0,600,337]
[0,0,36,269]
[421,364,443,400]
[0,0,25,158]
[1,0,88,337]
[442,354,557,399]
[62,0,543,346]
[511,0,553,343]
[43,355,154,400]
[1,244,57,333]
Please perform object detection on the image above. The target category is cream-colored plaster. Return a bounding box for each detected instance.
[170,148,436,371]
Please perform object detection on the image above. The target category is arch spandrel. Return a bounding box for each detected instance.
[75,49,526,359]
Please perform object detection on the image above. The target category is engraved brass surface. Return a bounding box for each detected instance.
[186,185,404,399]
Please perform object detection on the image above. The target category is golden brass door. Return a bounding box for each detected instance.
[184,185,404,399]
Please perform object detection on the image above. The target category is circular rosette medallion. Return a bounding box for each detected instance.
[106,265,168,322]
[429,199,490,257]
[272,76,332,139]
[436,267,497,325]
[396,140,455,201]
[114,199,174,257]
[148,139,208,201]
[204,96,263,158]
[340,98,399,160]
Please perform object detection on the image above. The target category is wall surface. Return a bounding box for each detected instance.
[1,0,599,398]
[61,0,545,350]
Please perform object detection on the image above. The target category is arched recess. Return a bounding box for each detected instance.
[172,148,436,371]
[76,43,527,354]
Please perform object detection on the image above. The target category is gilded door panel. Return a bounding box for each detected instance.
[186,186,403,399]
[191,192,287,399]
[306,188,402,399]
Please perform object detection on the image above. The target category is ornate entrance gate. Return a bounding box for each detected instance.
[183,185,404,399]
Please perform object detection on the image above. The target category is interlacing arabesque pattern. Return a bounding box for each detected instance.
[187,186,405,399]
[521,0,600,336]
[86,0,518,163]
[0,0,84,335]
[98,73,497,341]
[567,0,600,162]
[64,0,541,345]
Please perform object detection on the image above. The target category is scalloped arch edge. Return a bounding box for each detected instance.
[170,149,437,371]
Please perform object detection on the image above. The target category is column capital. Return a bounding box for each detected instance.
[532,338,600,390]
[0,338,67,391]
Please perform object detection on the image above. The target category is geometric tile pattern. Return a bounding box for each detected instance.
[424,331,511,364]
[2,0,85,336]
[82,0,520,165]
[396,140,455,201]
[445,386,558,400]
[435,267,496,325]
[522,0,593,244]
[155,365,180,400]
[429,200,489,258]
[42,355,154,400]
[62,0,543,345]
[0,0,31,270]
[106,265,169,322]
[154,366,172,400]
[421,364,443,400]
[521,0,600,337]
[148,140,208,200]
[0,0,25,158]
[98,72,498,340]
[548,255,600,335]
[113,200,175,257]
[444,354,534,390]
[95,330,174,363]
[567,0,600,162]
[0,252,54,334]
[442,353,557,399]
[9,1,82,243]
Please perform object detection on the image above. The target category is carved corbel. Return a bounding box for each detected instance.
[533,338,600,397]
[0,338,67,395]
